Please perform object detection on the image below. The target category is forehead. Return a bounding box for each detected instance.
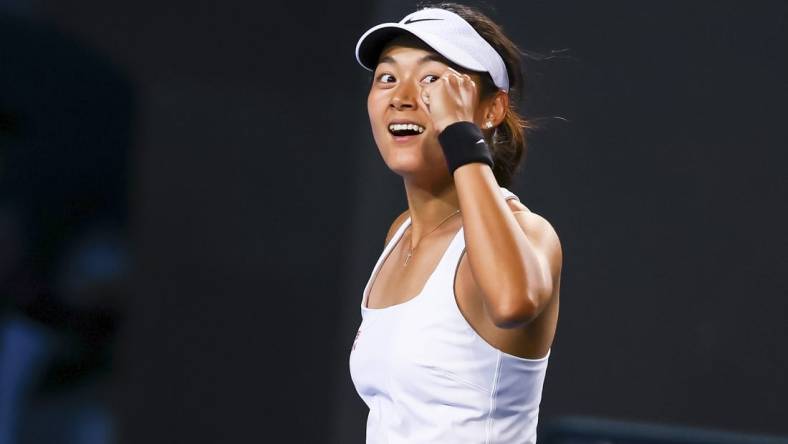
[382,34,433,52]
[376,35,445,65]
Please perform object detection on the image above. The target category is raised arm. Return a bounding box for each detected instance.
[454,163,562,328]
[423,67,563,328]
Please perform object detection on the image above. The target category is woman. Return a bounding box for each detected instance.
[348,4,562,443]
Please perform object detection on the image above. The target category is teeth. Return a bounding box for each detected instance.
[388,123,425,133]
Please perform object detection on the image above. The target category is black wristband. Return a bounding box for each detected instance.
[437,121,494,175]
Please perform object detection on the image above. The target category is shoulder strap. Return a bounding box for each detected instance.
[361,217,412,311]
[500,186,520,201]
[384,216,411,252]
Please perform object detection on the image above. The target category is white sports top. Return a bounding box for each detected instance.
[349,187,550,444]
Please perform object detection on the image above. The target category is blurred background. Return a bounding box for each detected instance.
[1,0,786,443]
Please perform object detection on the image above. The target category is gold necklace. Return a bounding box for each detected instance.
[404,209,461,266]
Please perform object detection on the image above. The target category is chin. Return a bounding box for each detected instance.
[375,133,445,176]
[386,155,451,184]
[383,152,424,176]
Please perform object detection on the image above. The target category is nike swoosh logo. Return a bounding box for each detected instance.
[404,18,443,24]
[475,139,485,144]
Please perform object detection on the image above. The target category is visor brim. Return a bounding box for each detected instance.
[355,23,487,74]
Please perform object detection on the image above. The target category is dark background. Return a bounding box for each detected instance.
[1,0,786,443]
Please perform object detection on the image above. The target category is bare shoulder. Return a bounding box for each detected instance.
[384,209,410,246]
[506,199,563,268]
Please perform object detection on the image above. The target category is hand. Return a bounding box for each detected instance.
[420,68,479,133]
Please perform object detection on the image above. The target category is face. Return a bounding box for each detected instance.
[367,39,488,181]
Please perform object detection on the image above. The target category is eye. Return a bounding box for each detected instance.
[421,74,440,84]
[376,73,396,83]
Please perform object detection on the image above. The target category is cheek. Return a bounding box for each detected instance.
[367,86,384,110]
[367,93,388,140]
[472,106,487,126]
[366,94,377,127]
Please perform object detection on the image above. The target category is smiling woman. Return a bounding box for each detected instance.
[348,3,562,444]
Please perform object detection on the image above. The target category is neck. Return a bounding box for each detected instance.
[403,176,461,246]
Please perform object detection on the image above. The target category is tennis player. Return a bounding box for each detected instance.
[349,4,562,443]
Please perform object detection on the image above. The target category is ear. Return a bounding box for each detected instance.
[479,91,508,130]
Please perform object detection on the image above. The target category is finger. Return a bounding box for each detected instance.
[420,89,431,108]
[419,87,430,112]
[465,75,476,91]
[445,73,460,90]
[454,72,471,87]
[466,78,477,95]
[441,75,452,90]
[441,69,461,84]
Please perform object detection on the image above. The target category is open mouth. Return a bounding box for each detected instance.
[388,123,425,137]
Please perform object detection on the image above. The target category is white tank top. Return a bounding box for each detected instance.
[349,187,551,444]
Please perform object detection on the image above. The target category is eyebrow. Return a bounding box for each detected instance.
[377,53,451,66]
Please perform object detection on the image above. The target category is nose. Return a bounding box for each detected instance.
[390,80,421,111]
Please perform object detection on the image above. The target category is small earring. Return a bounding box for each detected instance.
[485,121,493,129]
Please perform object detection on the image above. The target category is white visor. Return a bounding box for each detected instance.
[355,8,510,92]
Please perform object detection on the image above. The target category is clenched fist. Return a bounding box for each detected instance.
[420,67,480,133]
